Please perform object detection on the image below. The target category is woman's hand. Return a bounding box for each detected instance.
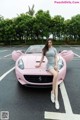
[35,54,44,68]
[35,64,41,68]
[54,65,58,71]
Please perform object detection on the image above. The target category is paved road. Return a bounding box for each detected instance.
[0,46,80,120]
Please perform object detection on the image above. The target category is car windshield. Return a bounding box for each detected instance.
[26,45,44,54]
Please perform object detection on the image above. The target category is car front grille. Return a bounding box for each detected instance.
[24,75,53,83]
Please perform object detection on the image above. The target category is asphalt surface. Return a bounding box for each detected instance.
[0,45,80,120]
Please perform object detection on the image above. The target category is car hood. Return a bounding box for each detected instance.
[21,54,47,69]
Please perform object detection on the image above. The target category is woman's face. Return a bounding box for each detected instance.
[48,40,52,47]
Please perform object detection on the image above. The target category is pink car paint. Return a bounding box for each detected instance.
[12,46,74,87]
[12,50,23,61]
[60,50,74,62]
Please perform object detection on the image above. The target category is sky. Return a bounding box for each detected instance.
[0,0,80,20]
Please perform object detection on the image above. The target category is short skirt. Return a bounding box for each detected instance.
[46,58,63,71]
[46,63,55,70]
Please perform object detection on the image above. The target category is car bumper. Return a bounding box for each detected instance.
[15,66,66,87]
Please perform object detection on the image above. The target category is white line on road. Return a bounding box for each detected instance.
[0,50,8,53]
[0,67,15,81]
[0,54,12,59]
[4,54,11,57]
[60,82,73,114]
[75,47,80,50]
[44,112,80,120]
[74,53,80,58]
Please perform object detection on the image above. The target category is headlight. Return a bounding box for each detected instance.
[18,59,24,69]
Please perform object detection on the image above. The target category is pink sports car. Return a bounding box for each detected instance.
[12,45,74,87]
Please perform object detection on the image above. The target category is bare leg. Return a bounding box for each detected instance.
[49,69,58,99]
[48,68,59,109]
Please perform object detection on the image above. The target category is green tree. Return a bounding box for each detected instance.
[2,19,15,45]
[0,15,4,21]
[69,14,80,41]
[33,10,51,43]
[50,15,64,40]
[14,13,34,44]
[26,4,35,16]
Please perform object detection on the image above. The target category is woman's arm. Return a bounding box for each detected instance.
[39,54,44,66]
[35,54,44,68]
[54,55,58,71]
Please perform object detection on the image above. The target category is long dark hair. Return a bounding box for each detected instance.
[42,38,53,56]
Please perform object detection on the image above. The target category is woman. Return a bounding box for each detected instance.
[36,38,60,110]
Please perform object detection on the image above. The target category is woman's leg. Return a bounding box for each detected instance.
[48,68,59,109]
